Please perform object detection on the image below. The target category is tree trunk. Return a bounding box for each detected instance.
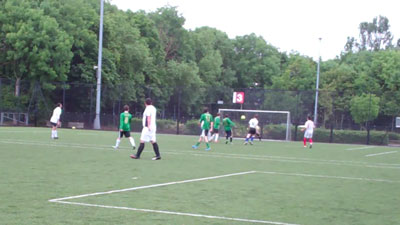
[15,78,20,97]
[340,114,344,130]
[391,115,395,132]
[322,110,326,128]
[13,78,21,125]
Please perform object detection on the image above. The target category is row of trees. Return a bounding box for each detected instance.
[1,0,400,129]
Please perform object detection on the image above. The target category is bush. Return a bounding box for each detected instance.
[131,118,142,132]
[388,132,400,141]
[129,118,177,133]
[263,124,389,145]
[182,120,200,135]
[263,124,288,140]
[232,123,248,137]
[157,119,177,133]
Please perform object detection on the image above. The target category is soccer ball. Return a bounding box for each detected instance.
[72,126,76,129]
[241,115,246,120]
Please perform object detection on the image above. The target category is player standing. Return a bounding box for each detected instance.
[244,114,259,145]
[192,107,213,151]
[301,116,315,148]
[130,98,161,160]
[210,113,221,143]
[50,103,62,139]
[223,114,235,144]
[113,105,136,150]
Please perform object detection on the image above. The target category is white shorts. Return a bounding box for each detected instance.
[140,127,156,142]
[304,130,313,139]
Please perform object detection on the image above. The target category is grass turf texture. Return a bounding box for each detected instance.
[0,127,399,225]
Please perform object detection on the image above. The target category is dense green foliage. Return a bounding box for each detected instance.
[1,0,400,128]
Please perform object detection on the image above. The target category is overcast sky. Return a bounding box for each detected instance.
[110,0,399,61]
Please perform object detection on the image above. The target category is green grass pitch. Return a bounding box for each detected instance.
[0,127,399,225]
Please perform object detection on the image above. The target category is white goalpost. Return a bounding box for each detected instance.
[218,109,292,141]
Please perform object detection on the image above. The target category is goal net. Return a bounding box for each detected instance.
[218,109,291,141]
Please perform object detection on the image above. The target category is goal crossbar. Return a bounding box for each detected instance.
[218,109,291,141]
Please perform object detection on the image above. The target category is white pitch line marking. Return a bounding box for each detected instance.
[2,139,400,169]
[186,152,400,169]
[256,171,399,183]
[49,171,257,202]
[346,146,375,151]
[365,151,398,157]
[53,201,299,225]
[48,170,400,224]
[49,170,299,224]
[131,177,138,180]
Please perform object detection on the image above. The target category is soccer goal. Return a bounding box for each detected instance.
[218,109,291,141]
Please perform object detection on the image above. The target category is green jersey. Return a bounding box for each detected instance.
[223,117,235,131]
[119,111,132,131]
[199,113,213,130]
[213,116,221,129]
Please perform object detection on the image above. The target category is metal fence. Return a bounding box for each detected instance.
[1,78,399,145]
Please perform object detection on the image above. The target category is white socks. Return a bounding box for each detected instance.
[115,139,121,148]
[129,137,136,147]
[51,130,58,138]
[114,138,135,148]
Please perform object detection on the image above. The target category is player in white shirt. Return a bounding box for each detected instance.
[301,116,315,148]
[244,114,259,145]
[130,98,161,160]
[50,103,62,139]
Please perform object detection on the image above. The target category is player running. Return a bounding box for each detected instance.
[192,107,213,151]
[223,114,235,144]
[301,116,315,148]
[244,114,259,145]
[113,105,136,150]
[210,113,221,143]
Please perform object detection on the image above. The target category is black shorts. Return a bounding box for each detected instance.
[225,130,232,137]
[202,129,209,136]
[212,129,219,134]
[120,131,131,138]
[50,122,57,127]
[248,128,256,135]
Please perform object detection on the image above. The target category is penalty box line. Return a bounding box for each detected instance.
[49,170,299,225]
[53,201,296,225]
[49,171,257,202]
[49,170,399,224]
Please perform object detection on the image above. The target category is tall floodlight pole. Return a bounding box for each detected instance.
[93,0,104,129]
[313,37,322,126]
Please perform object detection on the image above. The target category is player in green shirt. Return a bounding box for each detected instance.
[113,105,136,150]
[192,107,213,151]
[210,113,221,143]
[223,114,235,144]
